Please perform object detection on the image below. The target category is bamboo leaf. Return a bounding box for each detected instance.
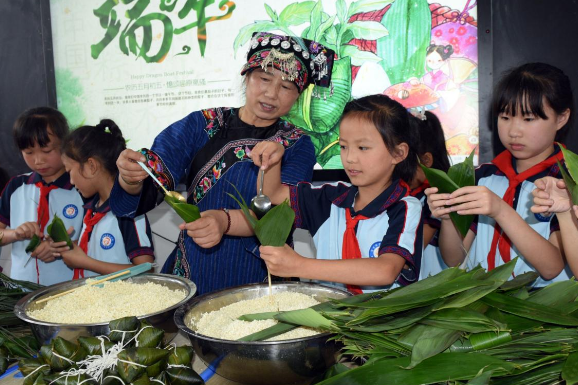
[562,351,578,384]
[448,149,476,188]
[499,272,539,291]
[560,146,578,182]
[470,331,512,350]
[238,311,279,321]
[405,326,462,368]
[557,160,578,205]
[164,195,200,223]
[481,292,578,326]
[275,308,336,330]
[238,322,296,342]
[421,308,506,333]
[527,278,578,309]
[436,259,517,310]
[314,353,516,385]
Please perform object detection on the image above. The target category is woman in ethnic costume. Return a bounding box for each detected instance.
[111,32,335,295]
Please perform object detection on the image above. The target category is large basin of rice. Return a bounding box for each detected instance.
[27,279,187,324]
[15,273,196,344]
[174,282,350,385]
[193,291,321,341]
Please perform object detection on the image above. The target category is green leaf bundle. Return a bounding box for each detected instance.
[164,194,200,223]
[558,146,578,205]
[227,183,295,246]
[46,215,73,249]
[25,234,41,253]
[421,148,476,237]
[238,259,578,384]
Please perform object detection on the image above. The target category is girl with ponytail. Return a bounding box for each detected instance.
[51,119,154,278]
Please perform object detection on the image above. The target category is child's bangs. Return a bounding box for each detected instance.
[14,115,52,150]
[494,77,549,120]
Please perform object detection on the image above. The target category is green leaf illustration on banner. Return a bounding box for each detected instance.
[376,0,431,84]
[558,146,578,205]
[421,149,476,237]
[233,0,390,168]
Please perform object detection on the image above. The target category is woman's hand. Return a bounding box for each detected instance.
[250,141,285,170]
[425,187,452,220]
[116,149,148,191]
[179,210,229,248]
[445,186,505,218]
[259,244,302,277]
[531,176,572,215]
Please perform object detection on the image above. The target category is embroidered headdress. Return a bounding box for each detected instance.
[240,32,335,95]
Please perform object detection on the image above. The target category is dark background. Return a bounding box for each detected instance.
[2,0,578,178]
[0,0,55,178]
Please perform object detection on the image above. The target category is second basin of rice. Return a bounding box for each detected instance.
[192,291,322,341]
[27,279,187,324]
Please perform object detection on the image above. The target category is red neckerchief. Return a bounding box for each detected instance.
[74,209,107,280]
[410,180,430,197]
[487,147,564,270]
[35,182,58,233]
[342,209,369,295]
[33,182,58,283]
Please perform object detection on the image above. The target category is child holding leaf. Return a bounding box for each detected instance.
[407,112,452,279]
[426,62,574,286]
[0,107,84,285]
[251,95,423,294]
[50,120,154,278]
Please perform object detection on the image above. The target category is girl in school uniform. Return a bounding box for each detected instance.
[426,62,573,286]
[51,120,154,278]
[407,112,452,279]
[0,107,84,285]
[251,94,423,294]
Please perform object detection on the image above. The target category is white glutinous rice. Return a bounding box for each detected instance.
[27,279,187,323]
[193,292,322,341]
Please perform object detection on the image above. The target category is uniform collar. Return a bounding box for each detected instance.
[334,179,410,218]
[28,171,74,189]
[83,194,111,214]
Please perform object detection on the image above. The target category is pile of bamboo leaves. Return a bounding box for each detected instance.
[0,273,42,375]
[239,259,578,384]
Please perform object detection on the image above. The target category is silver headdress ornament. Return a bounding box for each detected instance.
[260,48,299,82]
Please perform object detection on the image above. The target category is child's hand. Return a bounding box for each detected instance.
[445,186,504,218]
[425,187,452,220]
[14,221,41,240]
[59,242,89,269]
[31,240,56,263]
[531,176,572,214]
[259,244,302,277]
[179,210,228,248]
[250,141,285,170]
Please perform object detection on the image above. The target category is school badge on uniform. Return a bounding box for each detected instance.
[534,212,553,222]
[62,204,78,219]
[100,233,115,249]
[368,242,381,258]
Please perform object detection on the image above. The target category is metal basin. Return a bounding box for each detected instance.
[14,273,196,345]
[174,282,350,385]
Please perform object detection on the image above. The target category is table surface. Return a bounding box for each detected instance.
[0,332,241,385]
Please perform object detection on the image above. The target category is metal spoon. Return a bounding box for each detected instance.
[250,168,272,219]
[136,161,186,202]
